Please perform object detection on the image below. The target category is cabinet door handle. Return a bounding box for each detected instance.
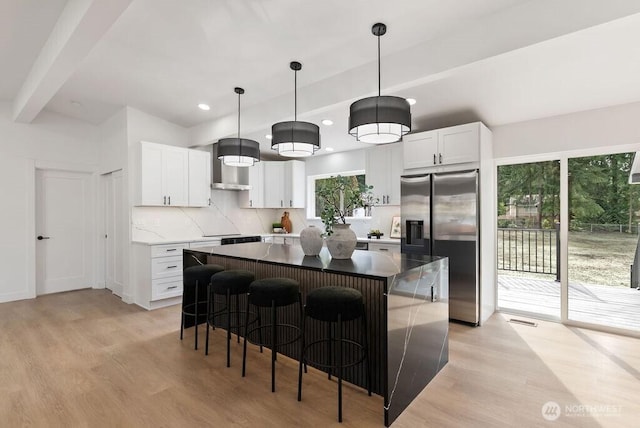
[37,235,50,240]
[379,248,389,251]
[168,196,171,205]
[167,265,178,269]
[290,200,292,207]
[167,285,178,290]
[163,196,166,205]
[166,249,177,252]
[249,199,252,207]
[433,154,436,165]
[439,153,442,164]
[208,198,211,206]
[281,200,283,207]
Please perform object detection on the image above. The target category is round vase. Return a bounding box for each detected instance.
[326,223,357,259]
[300,225,323,256]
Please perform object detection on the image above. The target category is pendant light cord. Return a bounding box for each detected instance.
[237,91,241,140]
[377,32,381,97]
[294,68,297,122]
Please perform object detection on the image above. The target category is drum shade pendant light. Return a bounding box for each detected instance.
[271,61,320,157]
[349,23,411,144]
[217,87,260,167]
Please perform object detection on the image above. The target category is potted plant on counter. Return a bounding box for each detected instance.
[315,175,374,259]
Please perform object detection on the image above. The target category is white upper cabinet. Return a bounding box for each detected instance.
[286,160,305,208]
[263,162,286,208]
[259,160,305,209]
[403,122,481,170]
[366,143,402,205]
[188,149,211,207]
[240,162,265,208]
[134,141,209,207]
[138,142,165,206]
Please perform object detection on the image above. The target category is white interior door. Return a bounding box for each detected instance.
[36,170,93,295]
[105,170,124,296]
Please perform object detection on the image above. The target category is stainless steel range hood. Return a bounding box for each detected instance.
[210,143,251,190]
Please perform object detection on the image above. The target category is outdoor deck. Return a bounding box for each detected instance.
[498,274,640,331]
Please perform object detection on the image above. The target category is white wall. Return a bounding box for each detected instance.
[493,101,640,159]
[0,101,99,303]
[98,108,127,174]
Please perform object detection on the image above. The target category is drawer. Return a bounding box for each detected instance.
[189,240,221,248]
[368,243,400,253]
[151,278,183,301]
[151,255,183,279]
[151,243,188,258]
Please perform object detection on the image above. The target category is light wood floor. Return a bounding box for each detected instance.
[1,289,638,427]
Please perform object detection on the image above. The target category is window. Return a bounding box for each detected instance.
[306,170,367,219]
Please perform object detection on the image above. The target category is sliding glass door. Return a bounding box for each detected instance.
[496,160,560,319]
[567,153,640,331]
[497,152,640,333]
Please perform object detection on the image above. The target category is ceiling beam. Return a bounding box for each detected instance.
[12,0,133,123]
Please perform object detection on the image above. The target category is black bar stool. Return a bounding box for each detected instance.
[297,286,371,423]
[206,269,255,367]
[242,277,302,392]
[180,264,225,350]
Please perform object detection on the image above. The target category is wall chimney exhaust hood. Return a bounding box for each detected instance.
[210,143,251,190]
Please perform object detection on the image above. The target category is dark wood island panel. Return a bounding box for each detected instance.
[184,242,448,426]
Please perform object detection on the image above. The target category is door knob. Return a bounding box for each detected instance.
[37,235,50,240]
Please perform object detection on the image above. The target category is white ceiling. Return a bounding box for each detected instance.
[4,0,640,155]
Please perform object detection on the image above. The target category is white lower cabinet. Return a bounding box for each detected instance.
[134,240,224,310]
[151,277,183,301]
[368,242,400,254]
[134,242,188,310]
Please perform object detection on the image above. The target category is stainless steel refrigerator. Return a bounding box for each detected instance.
[401,170,479,324]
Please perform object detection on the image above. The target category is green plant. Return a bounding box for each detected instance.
[316,175,374,235]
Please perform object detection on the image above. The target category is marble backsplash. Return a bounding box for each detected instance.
[131,189,400,241]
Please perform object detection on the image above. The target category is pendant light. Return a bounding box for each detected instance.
[217,87,260,167]
[271,61,320,157]
[349,23,411,144]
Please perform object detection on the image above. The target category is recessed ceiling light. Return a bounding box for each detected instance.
[325,147,334,152]
[265,134,273,140]
[198,103,210,111]
[321,119,333,126]
[406,98,417,106]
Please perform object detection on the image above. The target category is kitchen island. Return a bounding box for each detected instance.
[184,242,448,426]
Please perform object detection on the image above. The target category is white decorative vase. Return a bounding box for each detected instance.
[300,225,323,256]
[326,223,357,259]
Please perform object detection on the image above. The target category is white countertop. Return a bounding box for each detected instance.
[133,234,401,246]
[263,233,400,245]
[132,236,225,245]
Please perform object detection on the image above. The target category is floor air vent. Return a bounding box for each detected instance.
[508,318,538,327]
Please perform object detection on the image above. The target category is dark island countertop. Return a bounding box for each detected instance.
[186,241,443,280]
